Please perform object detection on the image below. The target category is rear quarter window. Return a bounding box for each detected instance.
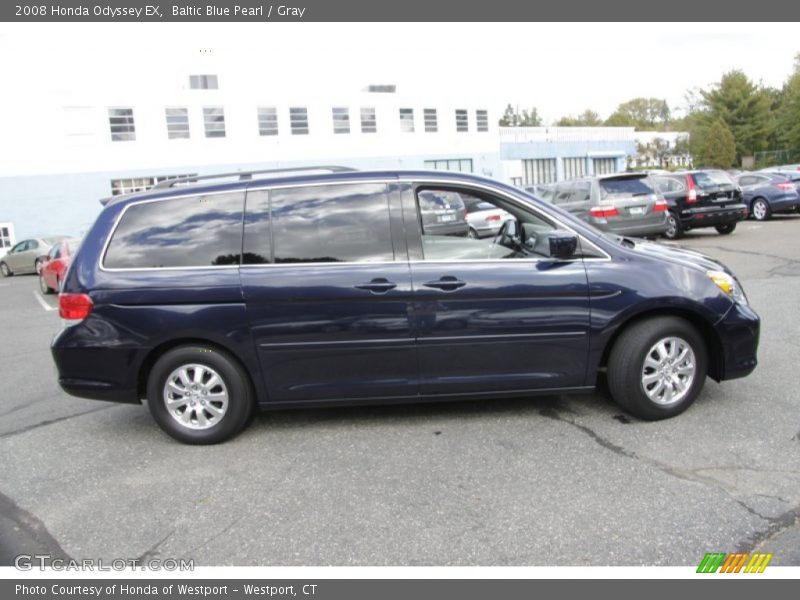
[103,192,245,269]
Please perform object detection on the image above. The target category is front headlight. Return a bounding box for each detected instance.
[707,270,748,305]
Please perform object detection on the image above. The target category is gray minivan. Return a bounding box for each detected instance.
[546,173,669,237]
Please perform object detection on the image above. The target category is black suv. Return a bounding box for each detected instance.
[653,171,747,239]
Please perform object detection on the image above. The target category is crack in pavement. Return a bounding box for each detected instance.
[0,405,119,440]
[185,516,244,556]
[538,405,795,530]
[705,245,800,266]
[134,530,175,563]
[737,506,800,554]
[0,490,72,566]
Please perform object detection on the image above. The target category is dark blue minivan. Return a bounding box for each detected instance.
[52,169,760,444]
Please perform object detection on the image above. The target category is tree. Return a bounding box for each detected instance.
[605,98,671,130]
[498,104,542,127]
[702,120,737,168]
[700,70,773,161]
[556,110,602,126]
[778,54,800,155]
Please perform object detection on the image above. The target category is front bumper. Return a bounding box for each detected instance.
[715,301,760,380]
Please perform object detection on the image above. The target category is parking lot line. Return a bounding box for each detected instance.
[32,290,57,312]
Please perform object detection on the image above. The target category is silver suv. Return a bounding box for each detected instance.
[542,173,669,237]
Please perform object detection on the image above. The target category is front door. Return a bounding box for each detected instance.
[241,181,418,404]
[403,182,591,396]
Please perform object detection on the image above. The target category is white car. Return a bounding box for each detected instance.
[463,194,513,239]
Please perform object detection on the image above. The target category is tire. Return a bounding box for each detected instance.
[715,223,736,235]
[663,211,683,240]
[607,316,707,421]
[0,262,11,277]
[39,274,54,294]
[34,258,44,274]
[146,345,254,444]
[751,198,771,221]
[467,228,479,240]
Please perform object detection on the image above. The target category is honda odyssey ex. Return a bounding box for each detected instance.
[51,168,760,444]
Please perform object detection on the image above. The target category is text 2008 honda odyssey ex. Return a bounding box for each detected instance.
[52,168,760,444]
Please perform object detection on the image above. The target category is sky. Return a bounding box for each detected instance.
[2,22,799,123]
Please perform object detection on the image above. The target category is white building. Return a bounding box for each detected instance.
[0,42,638,245]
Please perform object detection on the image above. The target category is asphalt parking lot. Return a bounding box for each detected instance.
[1,216,799,567]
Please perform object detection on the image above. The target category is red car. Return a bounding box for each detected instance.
[39,238,80,294]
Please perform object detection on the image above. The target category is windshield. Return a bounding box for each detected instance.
[599,176,655,198]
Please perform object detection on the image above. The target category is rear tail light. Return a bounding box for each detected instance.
[486,214,501,222]
[59,293,93,321]
[776,182,794,191]
[654,199,668,212]
[590,206,620,218]
[686,176,697,203]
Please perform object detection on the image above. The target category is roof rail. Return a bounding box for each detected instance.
[150,166,358,190]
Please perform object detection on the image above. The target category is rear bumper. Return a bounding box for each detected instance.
[592,220,668,237]
[680,203,747,228]
[715,301,760,380]
[52,327,143,404]
[769,194,800,213]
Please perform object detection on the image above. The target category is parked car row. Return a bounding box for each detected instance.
[0,235,81,296]
[527,166,800,240]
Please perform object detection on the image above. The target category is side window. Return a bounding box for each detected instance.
[49,244,61,260]
[738,176,754,187]
[553,183,573,205]
[414,186,557,261]
[571,181,591,202]
[104,192,244,269]
[28,240,39,250]
[11,241,27,253]
[269,183,394,264]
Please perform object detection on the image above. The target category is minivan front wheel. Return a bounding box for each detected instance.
[607,317,707,420]
[146,345,254,444]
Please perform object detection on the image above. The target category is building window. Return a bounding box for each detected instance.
[523,159,557,185]
[424,109,438,133]
[563,157,587,179]
[360,107,377,133]
[165,108,190,139]
[423,159,473,173]
[476,110,489,132]
[203,107,226,138]
[290,107,309,135]
[257,107,278,136]
[455,109,469,133]
[110,174,197,196]
[332,107,350,134]
[189,74,218,90]
[593,157,617,175]
[108,108,135,142]
[399,108,415,133]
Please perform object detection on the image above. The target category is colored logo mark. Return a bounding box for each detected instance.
[697,552,773,573]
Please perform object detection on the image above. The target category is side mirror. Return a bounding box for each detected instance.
[548,230,578,259]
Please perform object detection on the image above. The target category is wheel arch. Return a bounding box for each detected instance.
[596,307,724,383]
[137,338,260,403]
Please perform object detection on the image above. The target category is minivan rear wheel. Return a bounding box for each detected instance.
[607,316,707,420]
[146,345,254,444]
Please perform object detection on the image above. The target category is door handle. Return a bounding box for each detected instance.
[423,276,466,291]
[355,278,397,294]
